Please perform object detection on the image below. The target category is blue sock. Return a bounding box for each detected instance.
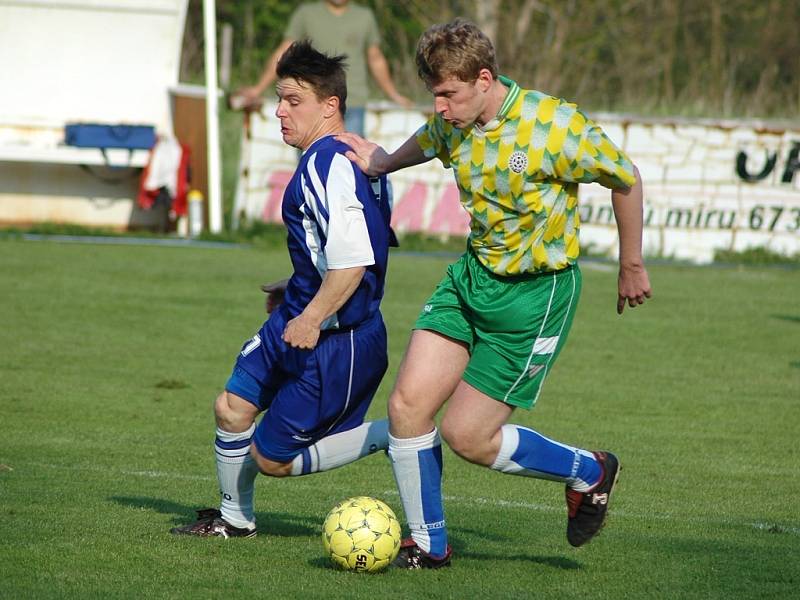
[388,429,448,557]
[490,424,601,492]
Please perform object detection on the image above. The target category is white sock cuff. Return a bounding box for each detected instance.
[215,423,255,443]
[490,424,519,471]
[388,427,439,451]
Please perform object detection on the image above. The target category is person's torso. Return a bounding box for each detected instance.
[281,135,392,329]
[439,84,583,275]
[420,77,634,276]
[292,3,376,106]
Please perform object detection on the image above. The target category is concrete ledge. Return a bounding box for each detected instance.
[0,144,149,168]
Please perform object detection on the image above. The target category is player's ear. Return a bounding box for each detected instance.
[323,95,340,119]
[476,68,494,92]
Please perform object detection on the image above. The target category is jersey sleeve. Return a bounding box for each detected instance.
[306,152,375,270]
[415,114,451,168]
[549,103,636,189]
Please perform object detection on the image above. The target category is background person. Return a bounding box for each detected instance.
[235,0,412,136]
[338,19,652,568]
[172,41,395,537]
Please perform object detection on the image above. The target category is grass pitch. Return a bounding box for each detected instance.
[1,237,798,599]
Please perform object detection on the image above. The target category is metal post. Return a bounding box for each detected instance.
[203,0,223,233]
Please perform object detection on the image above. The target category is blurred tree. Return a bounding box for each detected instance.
[180,0,800,119]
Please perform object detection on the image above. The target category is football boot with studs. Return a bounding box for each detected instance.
[392,538,452,569]
[170,508,256,538]
[565,451,620,547]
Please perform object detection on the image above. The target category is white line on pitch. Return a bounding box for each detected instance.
[375,490,800,537]
[580,260,616,272]
[12,461,799,536]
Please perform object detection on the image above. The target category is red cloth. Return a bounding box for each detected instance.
[137,138,191,216]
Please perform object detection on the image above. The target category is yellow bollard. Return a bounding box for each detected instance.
[187,190,204,238]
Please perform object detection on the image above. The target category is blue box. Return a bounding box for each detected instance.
[65,123,156,150]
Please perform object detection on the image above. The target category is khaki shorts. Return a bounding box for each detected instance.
[414,251,581,409]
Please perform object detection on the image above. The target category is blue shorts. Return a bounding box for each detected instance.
[226,308,388,462]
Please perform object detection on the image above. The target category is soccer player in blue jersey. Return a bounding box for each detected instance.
[171,41,395,538]
[339,20,652,568]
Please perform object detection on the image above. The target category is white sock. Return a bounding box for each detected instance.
[290,420,388,475]
[215,424,258,529]
[388,428,448,557]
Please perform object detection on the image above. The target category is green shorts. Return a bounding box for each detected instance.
[414,251,581,409]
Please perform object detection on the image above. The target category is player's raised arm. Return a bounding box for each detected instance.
[612,165,652,314]
[366,44,414,108]
[336,132,429,176]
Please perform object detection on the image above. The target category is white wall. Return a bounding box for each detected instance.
[0,0,187,131]
[0,0,189,229]
[235,103,800,263]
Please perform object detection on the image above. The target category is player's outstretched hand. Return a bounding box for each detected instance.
[336,132,389,177]
[617,262,652,314]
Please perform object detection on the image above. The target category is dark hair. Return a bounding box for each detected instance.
[276,40,348,115]
[416,19,498,87]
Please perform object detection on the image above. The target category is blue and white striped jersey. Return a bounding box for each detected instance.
[281,135,393,330]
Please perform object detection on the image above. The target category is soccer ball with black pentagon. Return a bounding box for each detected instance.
[322,496,401,572]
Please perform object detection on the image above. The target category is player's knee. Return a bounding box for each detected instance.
[445,433,486,464]
[388,385,417,424]
[441,418,492,465]
[440,420,470,458]
[214,391,253,432]
[250,445,293,477]
[214,392,235,429]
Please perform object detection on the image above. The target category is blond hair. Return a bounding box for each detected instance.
[415,19,498,86]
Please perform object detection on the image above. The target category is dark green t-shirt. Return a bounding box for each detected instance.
[285,1,380,107]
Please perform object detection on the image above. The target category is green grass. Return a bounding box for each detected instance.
[1,238,798,599]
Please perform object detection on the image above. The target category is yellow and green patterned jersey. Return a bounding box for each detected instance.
[415,76,636,276]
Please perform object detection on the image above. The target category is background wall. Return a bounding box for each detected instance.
[233,104,800,263]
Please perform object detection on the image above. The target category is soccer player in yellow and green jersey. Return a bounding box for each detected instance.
[416,75,636,276]
[338,19,652,569]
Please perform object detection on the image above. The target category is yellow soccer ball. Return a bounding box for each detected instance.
[322,496,402,573]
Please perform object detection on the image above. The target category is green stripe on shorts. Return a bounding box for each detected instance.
[414,251,581,409]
